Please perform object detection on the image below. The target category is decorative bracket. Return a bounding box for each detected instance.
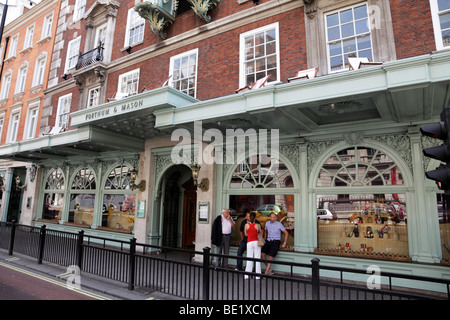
[135,1,176,39]
[187,0,220,23]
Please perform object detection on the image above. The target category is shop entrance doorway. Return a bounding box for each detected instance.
[6,168,26,222]
[161,165,196,249]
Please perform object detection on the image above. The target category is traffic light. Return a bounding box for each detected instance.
[420,106,450,191]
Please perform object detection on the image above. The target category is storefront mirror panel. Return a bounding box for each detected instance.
[316,194,409,261]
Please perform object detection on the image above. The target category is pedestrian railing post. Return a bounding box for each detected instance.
[311,258,320,300]
[76,230,84,269]
[37,225,47,264]
[128,237,136,291]
[8,220,16,256]
[202,246,211,300]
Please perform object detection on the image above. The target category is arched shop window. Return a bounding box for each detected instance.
[315,146,409,261]
[41,168,65,223]
[68,167,96,226]
[228,155,295,249]
[101,165,136,233]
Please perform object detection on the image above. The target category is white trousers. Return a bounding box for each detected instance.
[245,240,261,278]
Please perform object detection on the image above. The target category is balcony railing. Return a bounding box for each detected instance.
[75,45,104,70]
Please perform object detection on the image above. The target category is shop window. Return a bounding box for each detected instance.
[41,168,65,223]
[68,168,96,227]
[315,146,408,261]
[436,194,450,264]
[228,155,294,249]
[101,165,136,233]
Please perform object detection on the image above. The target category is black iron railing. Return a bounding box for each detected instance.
[1,221,449,300]
[75,45,104,70]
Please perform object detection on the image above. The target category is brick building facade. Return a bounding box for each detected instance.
[0,0,449,291]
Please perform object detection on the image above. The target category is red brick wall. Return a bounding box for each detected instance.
[390,0,436,59]
[107,5,306,101]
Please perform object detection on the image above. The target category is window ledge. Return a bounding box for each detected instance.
[120,40,144,53]
[30,84,43,94]
[37,36,52,46]
[19,46,32,55]
[4,55,16,63]
[12,92,24,101]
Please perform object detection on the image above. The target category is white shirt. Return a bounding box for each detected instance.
[221,215,233,234]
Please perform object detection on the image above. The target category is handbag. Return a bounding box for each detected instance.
[257,225,265,247]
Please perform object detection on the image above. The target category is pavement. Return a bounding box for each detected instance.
[0,248,186,300]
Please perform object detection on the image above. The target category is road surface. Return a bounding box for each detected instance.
[0,262,108,300]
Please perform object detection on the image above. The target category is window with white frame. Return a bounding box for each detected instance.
[8,35,18,58]
[95,23,107,47]
[169,49,198,97]
[15,63,28,93]
[0,73,11,100]
[74,0,86,21]
[33,54,47,86]
[125,8,145,47]
[56,94,72,130]
[430,0,450,50]
[65,36,81,73]
[239,22,280,88]
[325,3,373,72]
[118,69,140,96]
[24,24,35,49]
[8,111,20,143]
[0,116,4,141]
[42,12,54,39]
[24,106,39,140]
[87,87,100,108]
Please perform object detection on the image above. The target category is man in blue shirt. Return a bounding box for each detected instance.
[261,212,288,275]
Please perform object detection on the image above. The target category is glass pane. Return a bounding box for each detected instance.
[355,18,369,34]
[102,194,136,232]
[341,22,355,38]
[436,194,450,261]
[266,28,276,41]
[45,169,65,190]
[442,28,450,47]
[105,165,132,190]
[68,194,95,226]
[343,38,356,53]
[327,13,339,27]
[229,194,294,249]
[72,168,96,190]
[440,12,450,30]
[340,9,353,24]
[318,147,403,187]
[354,5,368,20]
[327,26,340,41]
[266,41,276,55]
[316,194,408,261]
[245,47,254,60]
[329,42,342,56]
[438,0,450,11]
[330,55,343,71]
[357,34,371,50]
[255,58,266,72]
[42,193,64,222]
[358,49,373,60]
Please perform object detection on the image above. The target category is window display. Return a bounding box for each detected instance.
[315,147,409,261]
[41,168,64,223]
[68,168,95,227]
[101,165,136,233]
[316,194,408,260]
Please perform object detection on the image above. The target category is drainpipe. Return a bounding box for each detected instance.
[0,2,9,85]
